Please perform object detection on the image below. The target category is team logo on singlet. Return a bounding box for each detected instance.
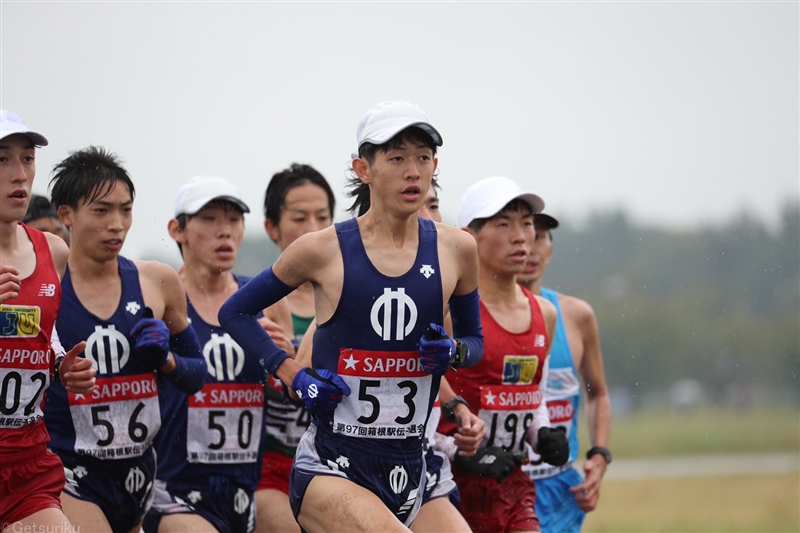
[84,325,131,373]
[0,305,41,338]
[502,355,539,385]
[203,333,245,380]
[370,288,418,341]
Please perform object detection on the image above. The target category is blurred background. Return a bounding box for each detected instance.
[3,2,797,531]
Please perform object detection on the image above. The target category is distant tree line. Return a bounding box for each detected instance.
[218,203,800,405]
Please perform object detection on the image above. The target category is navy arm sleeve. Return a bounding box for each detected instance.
[448,289,483,368]
[166,325,207,394]
[218,267,296,377]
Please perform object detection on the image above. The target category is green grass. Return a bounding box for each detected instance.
[580,406,800,458]
[584,473,800,532]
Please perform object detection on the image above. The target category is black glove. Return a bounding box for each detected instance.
[453,446,521,483]
[537,426,570,466]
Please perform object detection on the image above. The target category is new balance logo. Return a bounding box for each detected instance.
[38,284,56,297]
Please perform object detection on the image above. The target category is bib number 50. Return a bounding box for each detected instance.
[207,409,254,450]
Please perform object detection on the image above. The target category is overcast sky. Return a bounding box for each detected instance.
[3,2,797,261]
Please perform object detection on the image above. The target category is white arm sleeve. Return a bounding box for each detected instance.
[51,325,66,359]
[433,431,459,461]
[526,356,552,450]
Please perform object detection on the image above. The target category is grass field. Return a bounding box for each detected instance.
[579,405,800,458]
[577,406,799,532]
[583,473,799,532]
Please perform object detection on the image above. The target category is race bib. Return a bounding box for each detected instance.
[480,384,541,454]
[187,383,264,463]
[0,347,51,429]
[333,349,432,439]
[69,373,161,459]
[264,376,310,447]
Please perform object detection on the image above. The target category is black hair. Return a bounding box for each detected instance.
[49,146,135,209]
[347,127,439,216]
[467,199,533,233]
[264,163,335,226]
[23,194,59,223]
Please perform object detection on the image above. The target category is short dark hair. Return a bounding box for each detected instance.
[264,163,335,226]
[49,146,135,209]
[467,199,533,233]
[346,127,440,216]
[23,194,59,223]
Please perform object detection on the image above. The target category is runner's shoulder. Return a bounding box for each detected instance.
[557,293,597,328]
[133,259,182,286]
[44,231,69,275]
[436,223,477,256]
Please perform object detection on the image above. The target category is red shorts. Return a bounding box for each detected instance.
[453,464,540,533]
[0,444,66,525]
[257,450,293,493]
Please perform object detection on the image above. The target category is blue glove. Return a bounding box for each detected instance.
[291,367,351,415]
[419,323,455,376]
[131,307,170,368]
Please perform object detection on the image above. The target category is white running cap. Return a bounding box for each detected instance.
[356,100,443,152]
[174,176,250,217]
[459,176,545,228]
[0,110,48,146]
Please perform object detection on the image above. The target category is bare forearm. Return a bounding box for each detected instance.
[586,392,611,448]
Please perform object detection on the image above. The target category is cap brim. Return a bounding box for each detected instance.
[534,213,559,229]
[359,121,443,148]
[181,195,251,216]
[0,130,48,147]
[474,192,545,219]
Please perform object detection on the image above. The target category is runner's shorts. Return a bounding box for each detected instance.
[59,446,156,532]
[290,423,428,526]
[424,447,459,507]
[453,463,540,533]
[258,450,294,493]
[143,475,256,533]
[1,444,65,525]
[534,467,586,533]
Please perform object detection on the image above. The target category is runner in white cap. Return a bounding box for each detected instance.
[0,110,96,531]
[220,100,484,532]
[440,175,570,533]
[144,176,294,533]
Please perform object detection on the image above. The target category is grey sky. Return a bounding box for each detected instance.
[3,2,797,261]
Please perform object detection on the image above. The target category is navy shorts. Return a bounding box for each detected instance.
[290,423,428,526]
[143,475,256,533]
[59,446,156,532]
